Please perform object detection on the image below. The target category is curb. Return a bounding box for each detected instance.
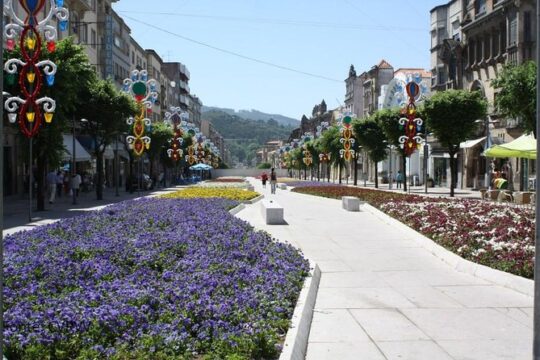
[279,261,321,360]
[228,203,246,216]
[241,194,264,204]
[362,203,534,297]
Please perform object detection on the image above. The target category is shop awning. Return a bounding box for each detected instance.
[460,137,486,149]
[483,133,536,160]
[62,134,92,162]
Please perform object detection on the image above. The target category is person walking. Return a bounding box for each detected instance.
[71,172,82,198]
[56,171,64,198]
[47,170,57,204]
[396,170,403,189]
[270,168,277,194]
[261,172,268,188]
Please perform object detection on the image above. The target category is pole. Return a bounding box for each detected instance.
[532,1,540,357]
[0,3,5,355]
[72,117,77,205]
[115,135,119,196]
[424,143,429,194]
[485,117,492,189]
[29,139,32,221]
[389,147,393,190]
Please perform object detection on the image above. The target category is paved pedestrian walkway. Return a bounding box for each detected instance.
[3,186,180,236]
[237,179,533,360]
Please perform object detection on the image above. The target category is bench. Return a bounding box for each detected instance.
[277,183,287,190]
[514,191,533,205]
[261,200,284,224]
[342,196,361,212]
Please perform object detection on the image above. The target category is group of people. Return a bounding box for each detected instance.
[46,170,82,204]
[260,168,278,194]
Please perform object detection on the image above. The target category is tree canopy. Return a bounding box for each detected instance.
[491,61,536,136]
[423,89,487,196]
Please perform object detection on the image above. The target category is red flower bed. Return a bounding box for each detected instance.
[292,186,535,278]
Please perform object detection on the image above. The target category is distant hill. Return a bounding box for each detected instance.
[202,110,296,166]
[202,106,300,127]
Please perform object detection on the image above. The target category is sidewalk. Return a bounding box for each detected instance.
[3,186,180,236]
[237,178,533,360]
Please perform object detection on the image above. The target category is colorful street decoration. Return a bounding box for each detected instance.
[301,133,313,166]
[164,106,188,161]
[123,69,158,156]
[339,112,355,161]
[186,145,196,165]
[398,81,424,157]
[4,0,69,138]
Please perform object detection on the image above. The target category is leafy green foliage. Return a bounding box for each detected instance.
[202,110,295,165]
[423,89,487,196]
[491,61,536,136]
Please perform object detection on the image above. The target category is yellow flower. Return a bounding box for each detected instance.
[161,187,259,201]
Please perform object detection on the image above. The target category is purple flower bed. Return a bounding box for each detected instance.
[4,198,309,359]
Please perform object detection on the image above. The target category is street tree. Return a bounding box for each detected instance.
[319,126,344,183]
[423,89,487,196]
[375,108,409,191]
[146,121,174,182]
[353,117,388,188]
[4,38,96,210]
[491,61,536,136]
[79,78,137,200]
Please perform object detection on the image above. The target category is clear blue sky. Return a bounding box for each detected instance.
[113,0,442,120]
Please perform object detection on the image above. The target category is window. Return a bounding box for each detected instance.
[476,0,486,16]
[114,35,121,48]
[91,29,96,49]
[509,15,518,46]
[131,51,135,64]
[524,11,532,42]
[80,24,88,44]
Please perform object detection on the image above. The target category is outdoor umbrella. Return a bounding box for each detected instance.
[483,133,536,160]
[189,163,213,170]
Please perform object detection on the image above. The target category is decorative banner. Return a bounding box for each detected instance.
[301,132,313,166]
[185,145,196,165]
[339,112,356,161]
[164,106,188,162]
[123,69,157,156]
[4,0,69,138]
[398,82,424,157]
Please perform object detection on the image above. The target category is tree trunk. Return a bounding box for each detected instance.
[96,151,104,200]
[374,161,379,188]
[317,163,320,181]
[402,155,407,192]
[449,151,457,197]
[36,154,46,211]
[338,164,342,184]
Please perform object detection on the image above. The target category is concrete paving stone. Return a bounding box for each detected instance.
[350,308,430,341]
[377,269,491,288]
[306,342,386,360]
[314,260,353,273]
[346,255,449,272]
[437,339,531,360]
[315,287,416,309]
[334,238,421,250]
[392,286,464,308]
[300,248,341,261]
[318,271,389,288]
[401,308,532,341]
[436,285,533,308]
[308,309,371,343]
[493,307,533,329]
[378,340,454,360]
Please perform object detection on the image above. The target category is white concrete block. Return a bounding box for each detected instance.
[278,183,288,190]
[247,184,255,191]
[261,199,284,224]
[342,196,360,211]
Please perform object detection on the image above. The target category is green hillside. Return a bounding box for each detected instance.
[203,110,296,165]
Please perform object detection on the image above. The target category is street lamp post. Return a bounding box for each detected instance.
[533,2,540,358]
[72,118,87,205]
[115,134,120,196]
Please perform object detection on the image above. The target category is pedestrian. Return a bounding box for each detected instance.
[56,171,64,198]
[71,172,82,198]
[270,168,277,194]
[261,172,268,188]
[47,170,57,204]
[396,170,403,189]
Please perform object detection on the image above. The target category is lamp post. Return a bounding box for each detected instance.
[533,3,540,358]
[115,134,120,196]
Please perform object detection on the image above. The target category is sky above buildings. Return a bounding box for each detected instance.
[113,0,442,120]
